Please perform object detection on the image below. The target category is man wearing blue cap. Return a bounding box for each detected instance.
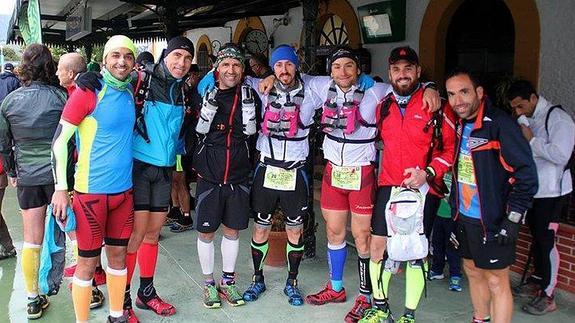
[241,44,313,307]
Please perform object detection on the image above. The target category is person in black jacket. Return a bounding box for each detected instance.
[446,68,538,323]
[193,44,261,309]
[0,62,20,261]
[0,63,20,103]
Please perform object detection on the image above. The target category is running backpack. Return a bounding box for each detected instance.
[385,187,428,261]
[545,105,575,171]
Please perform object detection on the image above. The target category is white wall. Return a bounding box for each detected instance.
[351,0,429,79]
[183,0,575,114]
[536,0,575,115]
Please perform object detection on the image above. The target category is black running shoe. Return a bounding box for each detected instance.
[27,295,50,320]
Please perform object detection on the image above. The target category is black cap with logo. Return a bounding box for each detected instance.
[388,46,419,65]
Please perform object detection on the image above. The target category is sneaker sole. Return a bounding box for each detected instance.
[522,304,557,315]
[90,299,104,309]
[27,311,43,320]
[218,291,245,307]
[305,296,347,305]
[203,302,222,309]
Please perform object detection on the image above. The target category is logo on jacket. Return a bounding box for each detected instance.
[468,137,488,150]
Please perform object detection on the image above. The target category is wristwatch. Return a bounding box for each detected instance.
[425,166,436,182]
[507,211,523,223]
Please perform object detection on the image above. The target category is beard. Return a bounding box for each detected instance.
[391,77,419,96]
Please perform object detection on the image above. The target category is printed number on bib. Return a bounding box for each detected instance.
[263,165,297,191]
[385,186,428,262]
[331,165,361,191]
[457,154,476,185]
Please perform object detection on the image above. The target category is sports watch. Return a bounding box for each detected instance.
[507,211,523,224]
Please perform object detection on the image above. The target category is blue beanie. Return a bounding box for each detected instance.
[269,45,299,69]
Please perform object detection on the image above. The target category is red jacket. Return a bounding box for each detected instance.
[377,87,456,197]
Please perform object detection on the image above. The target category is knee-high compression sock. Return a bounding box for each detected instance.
[369,260,391,309]
[358,254,371,299]
[107,267,127,318]
[327,242,347,292]
[72,276,92,322]
[138,242,159,298]
[22,242,41,298]
[221,235,239,284]
[405,260,426,311]
[197,237,215,283]
[125,251,137,286]
[287,240,304,281]
[251,239,269,279]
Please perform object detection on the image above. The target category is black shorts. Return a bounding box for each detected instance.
[251,163,309,228]
[372,186,442,237]
[456,216,516,270]
[17,184,55,210]
[132,159,172,212]
[194,178,250,233]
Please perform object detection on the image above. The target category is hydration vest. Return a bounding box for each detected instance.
[261,83,308,140]
[320,82,376,136]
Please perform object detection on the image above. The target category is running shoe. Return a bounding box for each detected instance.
[243,276,266,302]
[164,207,181,226]
[219,282,245,307]
[397,314,415,323]
[169,221,193,233]
[90,288,105,309]
[107,314,128,323]
[203,284,222,309]
[63,264,77,278]
[284,279,304,306]
[522,291,557,315]
[0,246,16,260]
[345,295,372,322]
[27,295,50,320]
[123,308,139,323]
[94,268,107,286]
[358,308,390,323]
[449,276,463,292]
[135,294,176,316]
[306,282,346,305]
[427,270,444,280]
[513,281,539,298]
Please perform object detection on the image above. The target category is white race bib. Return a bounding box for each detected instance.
[331,165,361,191]
[263,165,297,191]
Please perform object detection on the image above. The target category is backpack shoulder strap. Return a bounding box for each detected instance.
[545,105,564,136]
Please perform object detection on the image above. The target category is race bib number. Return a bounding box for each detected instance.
[263,165,297,191]
[457,154,476,185]
[331,165,362,191]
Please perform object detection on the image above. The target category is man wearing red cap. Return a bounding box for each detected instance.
[359,46,456,323]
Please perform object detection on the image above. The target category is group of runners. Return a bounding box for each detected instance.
[0,32,552,323]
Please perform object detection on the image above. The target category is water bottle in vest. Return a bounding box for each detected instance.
[321,102,339,133]
[241,86,257,135]
[339,101,359,135]
[196,89,219,134]
[262,102,282,136]
[280,102,299,138]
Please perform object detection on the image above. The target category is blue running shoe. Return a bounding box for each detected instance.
[449,276,463,292]
[284,279,304,306]
[243,276,266,301]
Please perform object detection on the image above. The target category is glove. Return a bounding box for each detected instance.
[75,72,103,91]
[357,73,375,91]
[496,218,520,246]
[197,69,215,97]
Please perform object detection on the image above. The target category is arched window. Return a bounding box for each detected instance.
[197,43,211,77]
[320,15,349,46]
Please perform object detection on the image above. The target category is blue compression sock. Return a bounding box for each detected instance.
[328,242,347,292]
